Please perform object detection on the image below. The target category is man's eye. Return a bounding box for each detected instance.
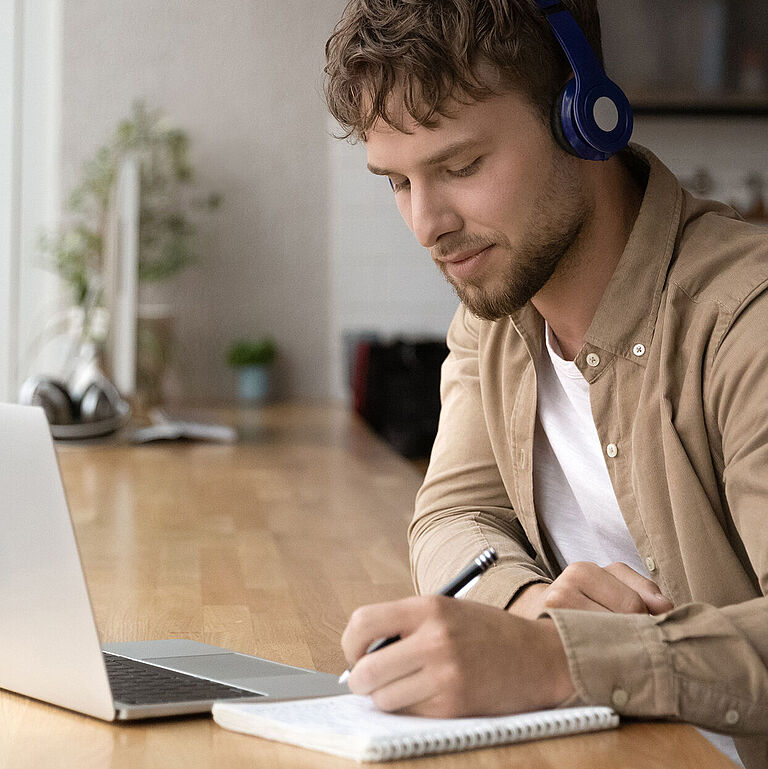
[452,158,482,178]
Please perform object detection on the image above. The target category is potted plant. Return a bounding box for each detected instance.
[226,338,278,403]
[40,100,222,405]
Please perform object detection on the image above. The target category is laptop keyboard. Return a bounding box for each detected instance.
[103,652,263,705]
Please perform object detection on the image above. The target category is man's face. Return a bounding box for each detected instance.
[365,88,592,320]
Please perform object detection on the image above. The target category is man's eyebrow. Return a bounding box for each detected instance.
[366,139,482,177]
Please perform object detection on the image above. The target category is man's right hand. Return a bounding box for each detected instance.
[509,561,674,620]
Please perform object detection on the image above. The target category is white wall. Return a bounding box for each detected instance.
[61,0,343,402]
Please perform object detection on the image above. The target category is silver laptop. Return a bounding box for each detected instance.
[0,403,347,720]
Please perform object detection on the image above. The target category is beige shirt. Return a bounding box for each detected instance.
[409,145,768,769]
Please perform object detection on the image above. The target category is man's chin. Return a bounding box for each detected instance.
[463,303,521,322]
[438,262,530,320]
[452,284,527,322]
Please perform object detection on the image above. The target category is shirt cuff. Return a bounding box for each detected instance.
[465,565,550,609]
[545,608,678,718]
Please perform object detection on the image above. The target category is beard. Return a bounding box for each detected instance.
[432,160,592,321]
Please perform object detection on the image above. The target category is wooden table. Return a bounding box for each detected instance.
[0,404,736,767]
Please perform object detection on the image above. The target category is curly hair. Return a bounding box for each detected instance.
[324,0,602,140]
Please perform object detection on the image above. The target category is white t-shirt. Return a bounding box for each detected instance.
[533,323,742,766]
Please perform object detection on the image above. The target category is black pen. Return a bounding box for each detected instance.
[338,547,498,684]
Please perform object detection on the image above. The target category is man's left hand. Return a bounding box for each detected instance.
[341,595,575,718]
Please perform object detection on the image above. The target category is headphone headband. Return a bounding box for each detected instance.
[535,0,633,161]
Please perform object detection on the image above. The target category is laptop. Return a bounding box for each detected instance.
[0,403,348,720]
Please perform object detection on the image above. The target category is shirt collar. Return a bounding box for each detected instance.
[580,144,683,369]
[510,144,685,374]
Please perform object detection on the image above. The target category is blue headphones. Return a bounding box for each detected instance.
[535,0,633,161]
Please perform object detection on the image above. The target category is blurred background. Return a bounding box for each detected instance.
[2,0,767,423]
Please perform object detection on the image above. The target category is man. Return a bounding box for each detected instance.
[324,2,768,766]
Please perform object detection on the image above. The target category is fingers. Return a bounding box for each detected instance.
[348,632,426,698]
[341,596,438,668]
[541,561,674,615]
[541,562,641,613]
[342,597,458,714]
[509,580,609,619]
[604,562,674,614]
[366,668,442,714]
[346,623,471,717]
[548,586,612,613]
[543,562,650,614]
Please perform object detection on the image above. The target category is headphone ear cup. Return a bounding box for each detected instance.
[550,86,582,158]
[77,377,123,423]
[18,376,77,425]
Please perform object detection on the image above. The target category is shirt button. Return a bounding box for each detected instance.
[645,556,657,572]
[611,689,629,708]
[725,709,740,725]
[606,443,618,458]
[632,343,646,357]
[586,352,601,367]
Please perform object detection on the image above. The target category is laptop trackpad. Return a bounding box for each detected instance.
[144,653,306,679]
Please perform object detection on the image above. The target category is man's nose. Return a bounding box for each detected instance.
[408,184,462,248]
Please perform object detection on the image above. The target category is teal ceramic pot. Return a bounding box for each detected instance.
[237,364,271,403]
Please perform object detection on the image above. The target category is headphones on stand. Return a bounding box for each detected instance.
[534,0,633,161]
[19,370,130,439]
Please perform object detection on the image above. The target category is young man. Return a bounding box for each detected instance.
[324,2,767,766]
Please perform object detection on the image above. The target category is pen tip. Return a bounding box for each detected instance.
[338,669,350,685]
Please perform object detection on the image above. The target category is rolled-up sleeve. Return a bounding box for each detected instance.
[408,304,552,608]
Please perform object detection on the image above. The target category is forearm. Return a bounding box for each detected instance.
[547,597,768,735]
[409,505,552,608]
[412,304,553,606]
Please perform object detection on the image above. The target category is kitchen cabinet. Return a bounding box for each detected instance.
[599,0,768,114]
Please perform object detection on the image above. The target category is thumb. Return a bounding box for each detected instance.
[642,590,674,615]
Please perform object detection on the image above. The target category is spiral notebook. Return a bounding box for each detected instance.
[212,694,619,762]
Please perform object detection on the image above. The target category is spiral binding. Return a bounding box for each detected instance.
[369,707,617,761]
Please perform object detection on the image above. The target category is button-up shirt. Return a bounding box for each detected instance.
[409,145,768,769]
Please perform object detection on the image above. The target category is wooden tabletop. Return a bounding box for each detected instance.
[0,404,736,767]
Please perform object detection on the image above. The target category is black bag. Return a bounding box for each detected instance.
[352,338,448,459]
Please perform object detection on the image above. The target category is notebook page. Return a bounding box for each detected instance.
[222,694,543,737]
[213,694,618,761]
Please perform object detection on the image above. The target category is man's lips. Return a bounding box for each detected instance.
[435,245,493,264]
[438,245,494,280]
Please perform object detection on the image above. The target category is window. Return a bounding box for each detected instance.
[0,0,62,402]
[0,0,21,401]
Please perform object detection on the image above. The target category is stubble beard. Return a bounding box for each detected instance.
[434,163,592,322]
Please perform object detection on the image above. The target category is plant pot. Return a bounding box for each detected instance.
[236,364,272,404]
[136,305,174,410]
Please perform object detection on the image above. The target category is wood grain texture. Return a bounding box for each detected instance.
[0,404,737,767]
